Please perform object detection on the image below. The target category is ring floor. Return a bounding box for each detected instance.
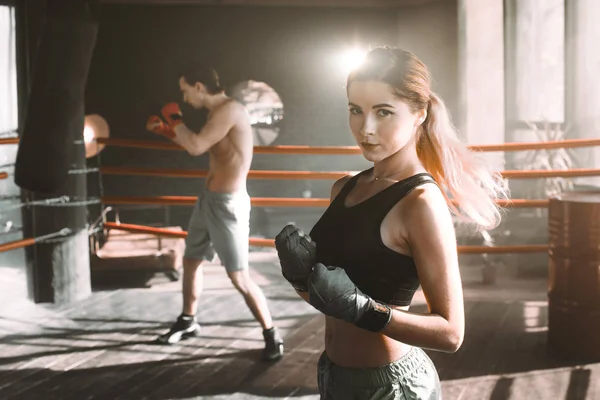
[0,250,599,400]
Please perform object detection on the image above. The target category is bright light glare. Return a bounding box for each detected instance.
[339,48,367,75]
[83,125,95,143]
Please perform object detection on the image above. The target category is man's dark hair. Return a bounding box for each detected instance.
[180,63,223,94]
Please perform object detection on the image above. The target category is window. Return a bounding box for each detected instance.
[0,5,17,136]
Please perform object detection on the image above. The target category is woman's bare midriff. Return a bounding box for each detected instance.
[324,305,411,368]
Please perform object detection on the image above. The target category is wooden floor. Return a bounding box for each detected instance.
[1,250,599,400]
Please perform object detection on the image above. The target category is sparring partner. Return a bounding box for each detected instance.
[275,47,506,398]
[147,65,283,361]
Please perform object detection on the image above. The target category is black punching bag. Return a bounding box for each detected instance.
[15,1,98,193]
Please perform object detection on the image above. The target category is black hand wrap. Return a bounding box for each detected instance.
[355,298,393,332]
[275,224,317,292]
[307,263,392,332]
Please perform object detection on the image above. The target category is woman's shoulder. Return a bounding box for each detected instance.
[330,175,353,201]
[330,169,370,201]
[399,181,452,228]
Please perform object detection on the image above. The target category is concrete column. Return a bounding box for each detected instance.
[505,0,565,178]
[504,0,565,277]
[506,0,565,126]
[16,0,94,305]
[457,0,505,172]
[566,0,600,187]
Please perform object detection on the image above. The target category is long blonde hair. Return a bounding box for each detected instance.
[347,46,506,230]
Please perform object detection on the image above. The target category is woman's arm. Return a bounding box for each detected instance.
[380,185,465,353]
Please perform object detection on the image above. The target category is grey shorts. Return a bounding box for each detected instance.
[184,190,251,272]
[317,347,441,400]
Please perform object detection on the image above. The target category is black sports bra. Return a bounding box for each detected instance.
[310,170,436,306]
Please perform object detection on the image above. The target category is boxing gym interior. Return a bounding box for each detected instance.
[1,0,599,399]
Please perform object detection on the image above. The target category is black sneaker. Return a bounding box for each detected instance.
[262,327,284,361]
[156,315,201,345]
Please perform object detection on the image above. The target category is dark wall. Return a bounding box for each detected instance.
[397,0,458,117]
[85,3,458,233]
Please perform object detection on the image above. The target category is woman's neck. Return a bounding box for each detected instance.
[372,145,424,181]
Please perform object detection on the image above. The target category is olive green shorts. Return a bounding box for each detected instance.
[317,347,442,400]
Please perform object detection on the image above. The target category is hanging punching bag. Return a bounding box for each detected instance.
[15,0,98,193]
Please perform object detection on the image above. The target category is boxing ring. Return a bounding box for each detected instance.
[2,134,600,360]
[2,135,600,255]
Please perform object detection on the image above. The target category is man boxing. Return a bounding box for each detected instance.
[147,65,283,361]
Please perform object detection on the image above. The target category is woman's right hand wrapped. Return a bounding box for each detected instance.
[274,224,317,292]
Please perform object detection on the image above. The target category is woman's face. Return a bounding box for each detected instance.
[347,80,425,162]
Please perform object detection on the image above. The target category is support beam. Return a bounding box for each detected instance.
[505,0,565,176]
[458,0,505,172]
[566,0,600,187]
[16,0,95,304]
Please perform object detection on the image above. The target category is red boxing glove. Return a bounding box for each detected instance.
[161,102,183,128]
[146,115,175,139]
